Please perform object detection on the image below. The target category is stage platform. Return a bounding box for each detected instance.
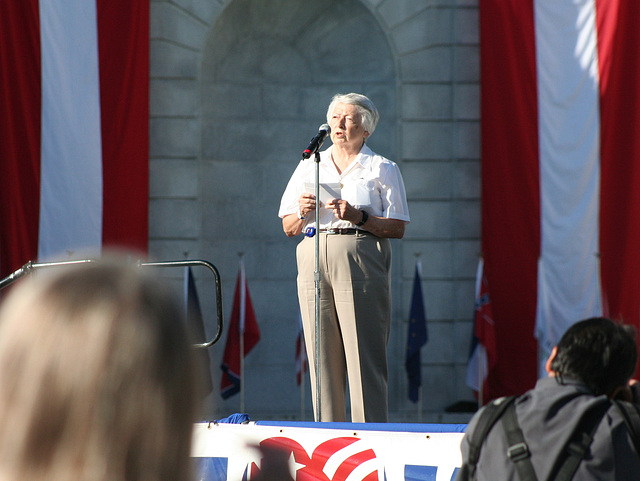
[191,419,466,481]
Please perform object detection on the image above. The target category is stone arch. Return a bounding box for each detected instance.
[197,0,400,281]
[200,0,397,165]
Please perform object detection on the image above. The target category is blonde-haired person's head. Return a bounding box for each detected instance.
[0,257,198,481]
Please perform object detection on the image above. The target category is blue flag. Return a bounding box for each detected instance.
[405,261,428,403]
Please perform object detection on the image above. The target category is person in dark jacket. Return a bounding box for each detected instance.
[458,317,640,481]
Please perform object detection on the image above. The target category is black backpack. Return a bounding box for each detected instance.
[456,396,640,481]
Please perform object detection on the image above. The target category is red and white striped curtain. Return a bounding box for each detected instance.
[481,0,640,399]
[0,0,149,277]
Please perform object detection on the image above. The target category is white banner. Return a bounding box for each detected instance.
[191,422,464,481]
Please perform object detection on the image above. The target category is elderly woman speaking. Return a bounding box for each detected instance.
[279,93,410,422]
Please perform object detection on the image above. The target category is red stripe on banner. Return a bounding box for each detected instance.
[597,0,640,332]
[0,0,41,277]
[97,0,149,252]
[480,0,540,399]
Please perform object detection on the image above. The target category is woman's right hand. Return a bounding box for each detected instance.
[282,193,317,237]
[298,193,317,219]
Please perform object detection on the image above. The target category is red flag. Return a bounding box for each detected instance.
[220,261,260,399]
[295,312,307,386]
[466,258,497,404]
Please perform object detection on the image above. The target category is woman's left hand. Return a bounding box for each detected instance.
[326,199,362,224]
[326,199,406,238]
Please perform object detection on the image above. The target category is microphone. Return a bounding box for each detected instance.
[302,124,331,159]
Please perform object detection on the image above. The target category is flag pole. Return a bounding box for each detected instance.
[476,257,484,408]
[300,367,305,420]
[238,252,246,413]
[415,253,422,422]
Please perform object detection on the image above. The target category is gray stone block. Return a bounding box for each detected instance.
[454,121,480,159]
[453,199,481,238]
[151,78,199,117]
[421,365,458,411]
[454,45,480,82]
[454,159,481,198]
[402,122,454,160]
[454,279,476,319]
[403,161,453,200]
[151,2,209,50]
[377,0,432,29]
[400,48,452,82]
[149,117,200,158]
[454,6,479,45]
[149,198,201,238]
[404,200,454,239]
[167,0,225,25]
[453,239,481,277]
[422,321,456,364]
[391,8,453,54]
[149,159,199,197]
[453,84,480,120]
[148,239,201,263]
[422,279,454,319]
[403,84,452,120]
[454,320,474,364]
[200,83,261,118]
[403,240,453,278]
[149,40,199,79]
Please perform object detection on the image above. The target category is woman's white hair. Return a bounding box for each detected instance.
[326,93,380,137]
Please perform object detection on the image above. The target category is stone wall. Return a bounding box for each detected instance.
[149,0,480,423]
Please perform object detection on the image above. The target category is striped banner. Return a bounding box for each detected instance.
[0,0,149,277]
[191,422,464,481]
[481,0,640,398]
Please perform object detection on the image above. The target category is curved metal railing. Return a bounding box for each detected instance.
[0,258,223,348]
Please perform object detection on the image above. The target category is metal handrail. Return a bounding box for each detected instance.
[0,258,223,348]
[137,259,223,348]
[0,259,94,289]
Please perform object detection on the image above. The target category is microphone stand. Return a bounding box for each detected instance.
[313,150,322,422]
[302,125,329,422]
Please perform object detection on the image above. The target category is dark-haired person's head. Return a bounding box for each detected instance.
[547,317,637,397]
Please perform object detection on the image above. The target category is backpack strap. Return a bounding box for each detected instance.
[501,398,609,481]
[550,400,609,481]
[501,401,539,481]
[613,399,640,455]
[460,396,517,480]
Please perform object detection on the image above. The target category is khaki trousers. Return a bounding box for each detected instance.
[296,231,391,423]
